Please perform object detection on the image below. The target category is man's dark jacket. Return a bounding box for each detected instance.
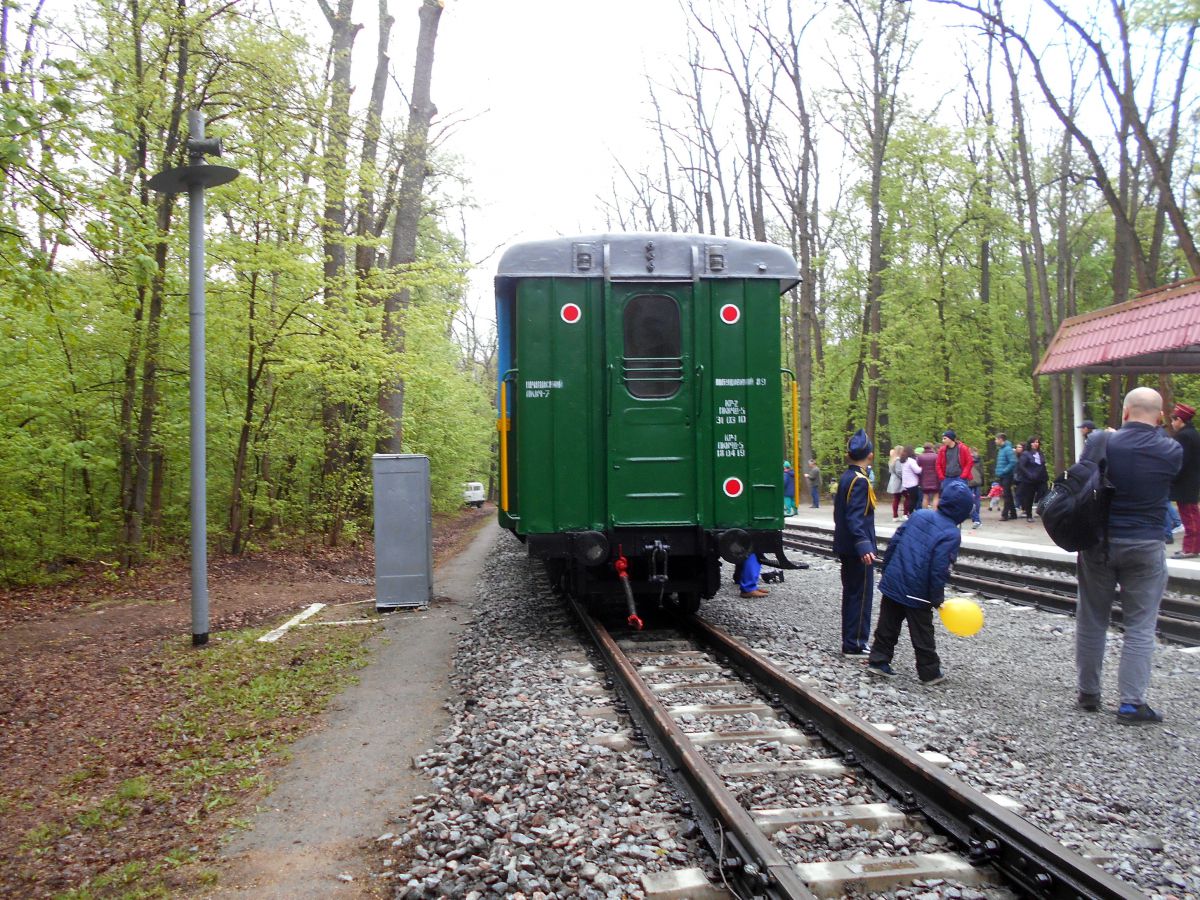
[1084,421,1181,540]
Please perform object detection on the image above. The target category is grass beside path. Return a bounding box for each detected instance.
[11,623,376,900]
[2,504,494,899]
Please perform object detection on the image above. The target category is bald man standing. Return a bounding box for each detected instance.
[1075,387,1182,725]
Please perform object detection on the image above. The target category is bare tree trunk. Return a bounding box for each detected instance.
[354,0,393,277]
[1048,119,1078,472]
[648,80,679,232]
[835,0,912,438]
[228,270,264,555]
[756,2,820,466]
[318,0,358,292]
[938,0,1198,280]
[1057,0,1200,276]
[1002,39,1061,438]
[966,27,998,463]
[119,0,187,566]
[1145,20,1194,280]
[379,0,443,453]
[314,0,360,547]
[1017,241,1041,402]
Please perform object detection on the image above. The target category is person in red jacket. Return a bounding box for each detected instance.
[935,430,973,489]
[1169,402,1200,558]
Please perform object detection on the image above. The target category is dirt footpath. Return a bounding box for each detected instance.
[212,520,500,898]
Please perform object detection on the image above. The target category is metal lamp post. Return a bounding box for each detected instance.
[148,110,240,647]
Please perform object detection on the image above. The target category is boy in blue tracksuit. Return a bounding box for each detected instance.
[867,479,974,683]
[833,429,877,654]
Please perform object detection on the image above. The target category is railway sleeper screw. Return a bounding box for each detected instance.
[1034,872,1053,890]
[899,791,919,813]
[721,855,742,872]
[968,839,1001,864]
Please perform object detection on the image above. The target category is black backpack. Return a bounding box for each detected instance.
[1037,433,1113,552]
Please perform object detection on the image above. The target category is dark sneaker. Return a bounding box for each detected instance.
[867,663,897,678]
[841,647,868,656]
[1077,692,1100,712]
[921,672,947,685]
[1116,703,1163,725]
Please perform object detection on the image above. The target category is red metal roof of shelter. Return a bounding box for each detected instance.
[1036,276,1200,375]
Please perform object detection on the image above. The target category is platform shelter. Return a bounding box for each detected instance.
[1035,276,1200,458]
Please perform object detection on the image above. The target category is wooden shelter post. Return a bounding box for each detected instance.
[1072,371,1085,460]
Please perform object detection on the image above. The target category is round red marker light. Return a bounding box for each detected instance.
[722,477,744,498]
[561,303,582,324]
[719,303,741,324]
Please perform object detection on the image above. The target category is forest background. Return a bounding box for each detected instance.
[1,0,1197,582]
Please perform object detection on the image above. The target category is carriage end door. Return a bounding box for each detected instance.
[605,284,697,527]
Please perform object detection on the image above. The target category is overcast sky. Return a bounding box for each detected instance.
[418,0,694,317]
[282,0,1054,324]
[387,0,978,322]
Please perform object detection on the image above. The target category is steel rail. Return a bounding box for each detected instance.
[948,572,1200,646]
[953,563,1200,623]
[785,522,1200,592]
[566,596,817,900]
[781,536,1200,646]
[688,616,1143,900]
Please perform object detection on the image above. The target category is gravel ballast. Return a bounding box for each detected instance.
[381,536,1200,899]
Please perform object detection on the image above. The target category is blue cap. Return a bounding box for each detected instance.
[943,429,956,440]
[848,428,873,461]
[783,461,792,469]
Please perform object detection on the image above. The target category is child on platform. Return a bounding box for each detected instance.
[866,479,973,684]
[986,481,1003,512]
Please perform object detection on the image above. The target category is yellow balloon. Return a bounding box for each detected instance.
[939,596,984,637]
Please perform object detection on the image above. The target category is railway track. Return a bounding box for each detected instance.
[783,525,1200,647]
[568,599,1140,899]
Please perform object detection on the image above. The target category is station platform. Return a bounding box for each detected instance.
[786,497,1200,590]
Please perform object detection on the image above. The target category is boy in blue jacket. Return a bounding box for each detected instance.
[867,479,974,684]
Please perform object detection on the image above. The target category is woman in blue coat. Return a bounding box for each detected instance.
[866,479,973,683]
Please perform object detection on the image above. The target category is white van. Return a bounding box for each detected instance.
[462,482,486,508]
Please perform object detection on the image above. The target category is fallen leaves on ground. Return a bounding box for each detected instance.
[0,505,493,897]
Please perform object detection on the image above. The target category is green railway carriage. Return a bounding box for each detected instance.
[495,233,800,611]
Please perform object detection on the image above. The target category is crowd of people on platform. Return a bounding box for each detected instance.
[764,390,1200,726]
[790,410,1198,553]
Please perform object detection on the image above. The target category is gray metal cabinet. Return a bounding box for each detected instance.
[372,454,433,610]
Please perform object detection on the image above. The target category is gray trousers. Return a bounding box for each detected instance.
[1076,539,1167,705]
